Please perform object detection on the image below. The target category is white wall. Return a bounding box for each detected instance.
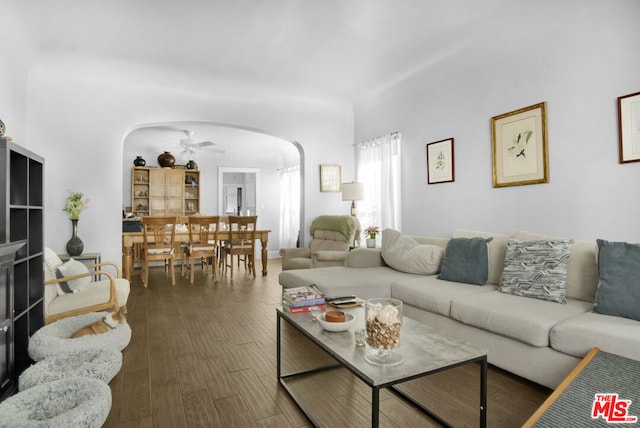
[354,0,640,242]
[0,6,33,144]
[23,54,353,263]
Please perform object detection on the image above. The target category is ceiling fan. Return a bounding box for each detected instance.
[177,130,226,156]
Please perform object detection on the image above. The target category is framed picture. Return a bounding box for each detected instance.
[319,164,341,192]
[491,102,549,188]
[618,91,640,164]
[426,138,455,184]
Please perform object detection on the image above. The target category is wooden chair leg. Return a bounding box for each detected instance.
[190,256,195,284]
[181,249,185,277]
[213,252,219,280]
[143,260,149,288]
[170,258,175,285]
[250,255,256,277]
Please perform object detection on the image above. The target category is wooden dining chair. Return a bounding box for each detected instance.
[223,216,257,279]
[141,216,178,287]
[181,216,220,283]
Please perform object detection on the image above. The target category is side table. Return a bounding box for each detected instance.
[59,252,102,280]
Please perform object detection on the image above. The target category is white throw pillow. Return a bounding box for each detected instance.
[55,258,91,295]
[381,229,444,275]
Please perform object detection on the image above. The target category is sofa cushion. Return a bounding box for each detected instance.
[46,278,130,317]
[381,229,444,275]
[593,239,640,321]
[551,311,640,361]
[279,266,419,300]
[453,230,510,285]
[438,237,492,285]
[514,231,599,302]
[44,248,64,280]
[450,291,592,347]
[55,259,91,295]
[391,276,497,317]
[499,239,573,303]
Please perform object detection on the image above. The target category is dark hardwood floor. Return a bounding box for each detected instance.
[104,259,550,427]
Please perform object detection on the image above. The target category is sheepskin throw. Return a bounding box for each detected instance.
[29,312,131,362]
[0,377,111,428]
[19,348,122,391]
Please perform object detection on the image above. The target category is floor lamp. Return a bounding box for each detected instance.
[341,182,364,217]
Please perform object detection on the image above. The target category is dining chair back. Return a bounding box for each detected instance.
[141,216,178,287]
[182,215,220,283]
[224,216,257,279]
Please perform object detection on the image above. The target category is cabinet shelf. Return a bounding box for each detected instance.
[131,167,200,217]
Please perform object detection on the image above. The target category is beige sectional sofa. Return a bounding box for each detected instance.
[278,229,640,389]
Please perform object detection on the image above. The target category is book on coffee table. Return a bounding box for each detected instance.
[282,286,324,302]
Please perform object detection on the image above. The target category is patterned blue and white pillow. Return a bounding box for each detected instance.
[499,239,573,303]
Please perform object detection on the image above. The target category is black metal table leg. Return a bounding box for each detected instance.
[372,386,380,427]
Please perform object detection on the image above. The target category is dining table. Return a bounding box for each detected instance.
[121,227,271,281]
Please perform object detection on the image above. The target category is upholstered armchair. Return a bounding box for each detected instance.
[43,248,130,324]
[280,215,360,270]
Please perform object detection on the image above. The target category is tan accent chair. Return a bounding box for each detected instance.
[43,248,130,324]
[280,215,360,270]
[181,215,220,283]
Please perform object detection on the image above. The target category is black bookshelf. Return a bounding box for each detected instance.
[0,140,44,400]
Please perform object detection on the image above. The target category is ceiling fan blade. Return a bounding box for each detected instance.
[201,147,226,154]
[195,141,214,148]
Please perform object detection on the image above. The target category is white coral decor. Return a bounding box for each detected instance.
[369,303,400,325]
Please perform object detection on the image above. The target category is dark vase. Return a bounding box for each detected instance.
[158,151,176,168]
[66,219,84,256]
[133,156,146,166]
[186,159,198,170]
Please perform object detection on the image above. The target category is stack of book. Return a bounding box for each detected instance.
[282,286,326,313]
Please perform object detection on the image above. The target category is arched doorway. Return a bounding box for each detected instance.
[122,121,305,254]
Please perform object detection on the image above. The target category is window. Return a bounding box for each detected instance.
[279,164,301,248]
[355,132,402,232]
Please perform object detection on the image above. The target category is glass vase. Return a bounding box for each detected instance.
[364,298,404,366]
[66,219,84,256]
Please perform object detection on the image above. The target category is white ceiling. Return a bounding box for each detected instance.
[12,1,508,160]
[12,0,501,103]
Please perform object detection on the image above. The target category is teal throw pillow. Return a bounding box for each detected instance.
[593,239,640,321]
[499,239,572,303]
[438,237,493,285]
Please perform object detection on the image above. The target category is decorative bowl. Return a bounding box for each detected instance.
[318,312,355,332]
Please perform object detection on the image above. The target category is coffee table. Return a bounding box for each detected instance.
[276,306,488,427]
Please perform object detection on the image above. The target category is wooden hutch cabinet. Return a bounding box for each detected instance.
[0,141,44,400]
[131,167,200,217]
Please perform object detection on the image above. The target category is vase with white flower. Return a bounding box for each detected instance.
[364,226,379,248]
[63,191,90,256]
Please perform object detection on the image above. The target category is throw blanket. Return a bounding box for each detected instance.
[310,215,361,245]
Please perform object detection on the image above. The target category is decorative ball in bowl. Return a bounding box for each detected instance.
[318,312,355,332]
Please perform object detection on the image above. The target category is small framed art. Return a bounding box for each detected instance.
[426,138,455,184]
[319,164,341,192]
[618,91,640,164]
[491,102,549,188]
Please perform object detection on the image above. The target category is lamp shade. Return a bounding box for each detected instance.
[342,182,364,201]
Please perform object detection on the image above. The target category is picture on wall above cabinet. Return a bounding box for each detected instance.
[617,91,640,164]
[426,138,455,184]
[320,164,341,192]
[491,102,549,188]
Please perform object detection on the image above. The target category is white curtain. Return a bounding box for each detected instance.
[279,164,301,248]
[355,132,402,232]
